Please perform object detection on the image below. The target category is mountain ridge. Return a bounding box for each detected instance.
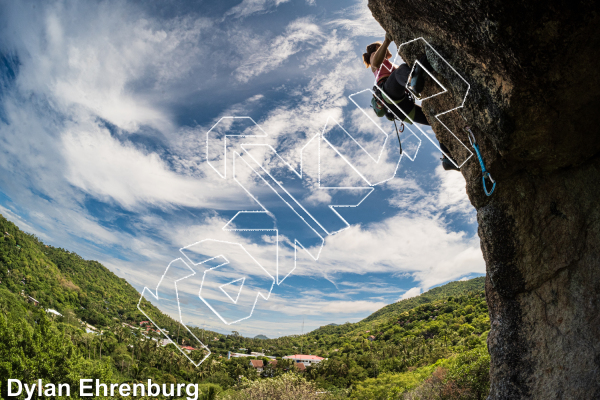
[1,212,484,341]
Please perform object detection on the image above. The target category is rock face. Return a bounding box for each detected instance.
[367,0,600,398]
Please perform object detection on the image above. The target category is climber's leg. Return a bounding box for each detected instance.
[394,100,430,126]
[382,64,410,100]
[411,105,429,125]
[392,63,411,89]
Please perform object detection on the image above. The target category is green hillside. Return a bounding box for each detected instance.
[0,213,491,399]
[299,277,486,343]
[363,277,485,322]
[0,214,222,349]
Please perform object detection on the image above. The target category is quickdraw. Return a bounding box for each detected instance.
[465,126,496,196]
[393,119,404,155]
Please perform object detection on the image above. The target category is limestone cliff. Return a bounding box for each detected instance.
[367,0,600,398]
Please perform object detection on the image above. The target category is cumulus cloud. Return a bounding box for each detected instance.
[60,120,250,210]
[298,212,483,290]
[400,287,421,300]
[0,0,483,337]
[434,165,475,222]
[3,1,216,134]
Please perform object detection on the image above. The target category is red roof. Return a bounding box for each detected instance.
[249,360,264,368]
[269,360,277,366]
[285,355,324,360]
[295,363,306,371]
[181,346,196,351]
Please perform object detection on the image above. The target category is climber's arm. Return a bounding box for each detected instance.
[370,33,393,71]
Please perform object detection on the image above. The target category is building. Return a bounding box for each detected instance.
[249,359,264,372]
[228,351,275,360]
[282,354,325,367]
[228,352,254,359]
[26,296,39,306]
[46,308,62,317]
[181,346,196,353]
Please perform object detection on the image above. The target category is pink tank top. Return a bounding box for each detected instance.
[373,59,396,83]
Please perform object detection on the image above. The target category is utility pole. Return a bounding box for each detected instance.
[300,318,304,354]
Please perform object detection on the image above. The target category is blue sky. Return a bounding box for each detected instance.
[0,0,484,338]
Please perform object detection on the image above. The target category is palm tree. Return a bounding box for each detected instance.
[234,364,244,384]
[129,364,147,382]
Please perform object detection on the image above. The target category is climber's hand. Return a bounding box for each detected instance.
[385,32,393,43]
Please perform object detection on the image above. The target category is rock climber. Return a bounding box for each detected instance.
[363,34,459,171]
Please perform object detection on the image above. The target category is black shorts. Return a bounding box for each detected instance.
[380,66,430,126]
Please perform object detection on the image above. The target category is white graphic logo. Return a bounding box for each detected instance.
[138,37,474,366]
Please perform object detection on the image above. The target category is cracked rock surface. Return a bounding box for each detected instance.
[367,0,600,398]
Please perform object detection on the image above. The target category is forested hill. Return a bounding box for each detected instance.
[363,277,485,323]
[303,277,485,341]
[0,212,491,398]
[0,211,485,341]
[0,213,219,344]
[0,213,147,323]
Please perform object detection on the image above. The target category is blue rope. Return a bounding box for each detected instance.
[466,127,496,196]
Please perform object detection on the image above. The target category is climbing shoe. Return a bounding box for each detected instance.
[409,63,426,95]
[441,156,460,171]
[409,55,433,97]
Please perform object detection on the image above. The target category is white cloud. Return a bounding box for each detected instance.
[385,164,476,223]
[434,165,475,221]
[304,189,333,205]
[400,287,421,300]
[0,0,483,339]
[0,205,47,240]
[224,0,291,19]
[328,1,385,37]
[258,294,388,316]
[298,212,483,290]
[320,300,387,314]
[232,14,355,84]
[6,2,214,134]
[233,17,322,83]
[60,120,250,210]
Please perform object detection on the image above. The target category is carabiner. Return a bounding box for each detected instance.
[464,126,496,196]
[482,172,496,196]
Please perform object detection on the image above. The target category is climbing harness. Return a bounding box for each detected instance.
[371,98,405,155]
[465,126,496,196]
[372,79,416,125]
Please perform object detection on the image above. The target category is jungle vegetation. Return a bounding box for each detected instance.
[0,213,490,399]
